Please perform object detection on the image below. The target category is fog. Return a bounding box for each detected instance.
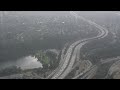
[8,11,70,16]
[0,11,113,16]
[0,56,42,70]
[0,11,120,79]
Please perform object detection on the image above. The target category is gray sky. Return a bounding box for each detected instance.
[15,11,70,16]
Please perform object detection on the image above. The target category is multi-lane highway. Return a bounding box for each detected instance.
[48,11,109,79]
[0,11,119,79]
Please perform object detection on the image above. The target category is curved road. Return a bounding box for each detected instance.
[49,11,109,79]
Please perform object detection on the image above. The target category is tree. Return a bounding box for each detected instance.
[35,50,50,69]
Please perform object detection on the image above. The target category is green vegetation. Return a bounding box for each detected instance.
[0,13,98,63]
[35,50,50,69]
[34,50,60,71]
[0,66,22,77]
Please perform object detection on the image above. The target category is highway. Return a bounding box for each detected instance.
[0,11,109,79]
[79,65,98,79]
[0,12,118,79]
[49,11,109,79]
[104,59,120,79]
[72,60,92,79]
[100,56,120,64]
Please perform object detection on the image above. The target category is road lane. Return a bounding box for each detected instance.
[50,11,108,79]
